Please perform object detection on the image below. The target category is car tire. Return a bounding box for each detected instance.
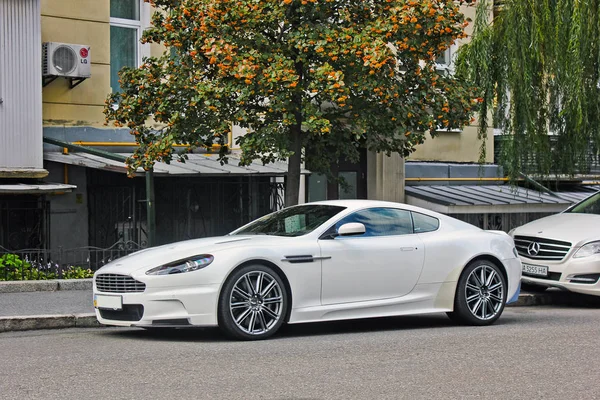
[218,264,288,340]
[447,259,507,326]
[521,282,548,293]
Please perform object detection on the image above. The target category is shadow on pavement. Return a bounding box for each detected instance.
[521,289,600,308]
[101,311,521,343]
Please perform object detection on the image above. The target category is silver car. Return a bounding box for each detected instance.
[511,191,600,295]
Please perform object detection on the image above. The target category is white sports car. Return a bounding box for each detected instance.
[93,200,522,340]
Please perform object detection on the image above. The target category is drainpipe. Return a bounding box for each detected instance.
[145,168,156,247]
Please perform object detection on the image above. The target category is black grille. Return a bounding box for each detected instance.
[99,304,144,321]
[514,236,572,261]
[95,274,146,293]
[523,271,562,281]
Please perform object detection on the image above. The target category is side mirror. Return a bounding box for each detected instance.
[338,222,366,236]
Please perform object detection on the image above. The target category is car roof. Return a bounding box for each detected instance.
[304,199,426,213]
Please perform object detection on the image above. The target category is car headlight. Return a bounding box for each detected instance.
[145,255,214,275]
[573,241,600,259]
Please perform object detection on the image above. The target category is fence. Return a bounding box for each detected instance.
[0,241,143,280]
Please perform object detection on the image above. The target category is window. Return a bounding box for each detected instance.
[411,212,440,233]
[110,0,146,92]
[330,207,414,237]
[435,49,451,67]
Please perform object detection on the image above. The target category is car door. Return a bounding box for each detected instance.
[318,207,425,305]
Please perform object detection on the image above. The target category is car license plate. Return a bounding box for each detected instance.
[94,294,122,310]
[522,263,548,277]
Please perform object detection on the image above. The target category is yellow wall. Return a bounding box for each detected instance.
[409,125,494,163]
[408,4,493,163]
[41,0,109,127]
[41,1,165,128]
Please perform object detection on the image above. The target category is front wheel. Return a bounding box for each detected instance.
[447,260,507,326]
[218,265,288,340]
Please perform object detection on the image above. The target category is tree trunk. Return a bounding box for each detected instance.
[285,125,302,207]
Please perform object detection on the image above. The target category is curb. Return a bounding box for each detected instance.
[0,313,99,333]
[0,279,92,293]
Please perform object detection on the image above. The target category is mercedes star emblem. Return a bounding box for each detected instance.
[527,242,541,256]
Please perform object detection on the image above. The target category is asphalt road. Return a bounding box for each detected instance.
[1,305,599,400]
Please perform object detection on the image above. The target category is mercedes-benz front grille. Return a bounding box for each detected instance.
[514,236,572,261]
[95,274,146,293]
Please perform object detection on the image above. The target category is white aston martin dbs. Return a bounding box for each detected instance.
[93,200,522,340]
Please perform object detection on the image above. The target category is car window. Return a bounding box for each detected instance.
[565,192,600,215]
[231,205,346,237]
[411,212,439,233]
[331,207,414,237]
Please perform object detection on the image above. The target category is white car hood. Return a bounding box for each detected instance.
[514,213,600,244]
[95,235,289,275]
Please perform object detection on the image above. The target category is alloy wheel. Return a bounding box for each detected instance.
[464,264,504,320]
[229,271,284,335]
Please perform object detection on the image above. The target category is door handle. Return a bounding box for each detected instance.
[401,247,416,251]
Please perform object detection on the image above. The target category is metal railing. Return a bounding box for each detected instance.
[0,241,143,280]
[494,136,600,176]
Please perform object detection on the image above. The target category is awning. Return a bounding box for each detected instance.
[405,185,573,214]
[44,152,310,177]
[552,185,600,203]
[0,182,76,194]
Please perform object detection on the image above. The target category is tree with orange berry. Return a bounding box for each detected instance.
[105,0,476,206]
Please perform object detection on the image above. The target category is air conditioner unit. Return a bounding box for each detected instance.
[42,42,91,80]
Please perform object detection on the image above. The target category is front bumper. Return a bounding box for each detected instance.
[93,283,221,327]
[504,257,522,304]
[520,254,600,296]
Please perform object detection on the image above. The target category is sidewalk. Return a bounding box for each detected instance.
[1,280,599,333]
[0,279,97,332]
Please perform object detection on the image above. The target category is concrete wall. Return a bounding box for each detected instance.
[45,162,89,250]
[367,152,405,202]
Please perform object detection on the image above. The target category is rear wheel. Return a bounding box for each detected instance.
[447,260,506,326]
[521,282,548,293]
[218,264,288,340]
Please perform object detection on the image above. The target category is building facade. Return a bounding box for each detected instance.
[39,0,287,257]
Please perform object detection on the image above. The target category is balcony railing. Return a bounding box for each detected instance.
[494,136,600,177]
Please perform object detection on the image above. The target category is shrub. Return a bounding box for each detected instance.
[0,254,93,281]
[61,266,94,280]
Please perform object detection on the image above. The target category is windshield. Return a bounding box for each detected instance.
[565,192,600,214]
[232,205,346,237]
